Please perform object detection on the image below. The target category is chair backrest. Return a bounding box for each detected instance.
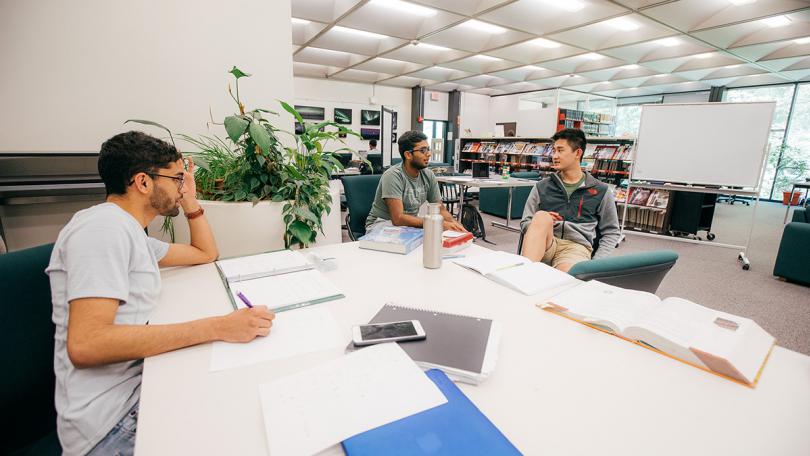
[335,152,353,168]
[568,250,678,293]
[439,182,459,202]
[0,243,58,454]
[367,154,383,174]
[792,207,808,223]
[511,171,540,180]
[341,174,383,240]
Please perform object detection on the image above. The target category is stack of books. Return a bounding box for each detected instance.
[359,226,423,254]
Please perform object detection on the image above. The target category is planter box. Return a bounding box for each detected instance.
[783,191,802,206]
[147,181,341,258]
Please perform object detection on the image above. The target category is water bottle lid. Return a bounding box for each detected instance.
[428,202,441,214]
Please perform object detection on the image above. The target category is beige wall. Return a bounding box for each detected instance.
[0,0,294,250]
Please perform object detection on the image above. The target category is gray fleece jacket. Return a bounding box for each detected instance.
[520,172,621,259]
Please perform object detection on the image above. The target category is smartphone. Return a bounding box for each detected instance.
[351,320,426,347]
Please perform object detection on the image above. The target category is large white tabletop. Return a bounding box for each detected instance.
[137,242,810,456]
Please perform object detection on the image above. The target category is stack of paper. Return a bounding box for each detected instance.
[258,343,447,456]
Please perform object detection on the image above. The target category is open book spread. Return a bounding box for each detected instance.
[216,250,344,313]
[542,280,775,386]
[453,251,579,295]
[216,249,312,282]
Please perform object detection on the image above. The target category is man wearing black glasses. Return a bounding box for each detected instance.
[46,131,275,456]
[366,130,466,232]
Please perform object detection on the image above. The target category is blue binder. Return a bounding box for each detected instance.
[342,369,522,456]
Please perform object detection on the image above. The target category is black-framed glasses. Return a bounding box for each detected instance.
[149,173,185,189]
[409,146,430,155]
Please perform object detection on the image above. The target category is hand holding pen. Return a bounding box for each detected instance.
[217,291,275,343]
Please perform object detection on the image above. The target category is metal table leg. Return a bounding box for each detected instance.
[492,187,520,232]
[456,184,465,221]
[784,183,797,224]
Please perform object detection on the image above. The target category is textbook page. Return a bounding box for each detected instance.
[209,306,344,372]
[216,249,311,281]
[230,269,343,312]
[544,281,659,333]
[452,251,531,276]
[258,343,447,456]
[489,261,579,295]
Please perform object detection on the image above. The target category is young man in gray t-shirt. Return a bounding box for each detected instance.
[47,132,276,456]
[365,131,466,232]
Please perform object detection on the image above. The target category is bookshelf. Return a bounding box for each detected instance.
[614,187,673,234]
[456,137,634,186]
[557,108,615,136]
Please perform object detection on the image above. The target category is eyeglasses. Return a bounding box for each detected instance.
[149,173,185,190]
[409,147,430,155]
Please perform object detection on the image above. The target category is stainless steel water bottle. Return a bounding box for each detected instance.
[423,203,443,269]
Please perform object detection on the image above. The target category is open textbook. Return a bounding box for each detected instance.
[452,251,579,295]
[541,280,775,387]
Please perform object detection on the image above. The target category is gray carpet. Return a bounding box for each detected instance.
[341,200,810,355]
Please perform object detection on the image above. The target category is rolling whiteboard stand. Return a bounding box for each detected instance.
[621,101,775,270]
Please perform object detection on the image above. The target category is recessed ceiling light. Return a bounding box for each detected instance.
[475,54,502,62]
[724,64,741,69]
[291,18,311,25]
[795,37,810,44]
[369,0,437,17]
[432,66,454,71]
[541,0,585,12]
[761,15,791,28]
[529,38,561,48]
[583,52,604,60]
[656,37,680,47]
[622,64,640,69]
[413,42,451,52]
[653,74,668,77]
[604,17,640,31]
[462,19,507,34]
[728,0,757,4]
[522,65,545,71]
[694,52,713,59]
[332,26,387,39]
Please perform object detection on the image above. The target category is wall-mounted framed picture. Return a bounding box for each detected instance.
[333,108,352,124]
[361,109,381,126]
[360,128,380,140]
[295,105,325,120]
[294,122,304,135]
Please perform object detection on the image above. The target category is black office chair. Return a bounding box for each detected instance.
[1,243,62,456]
[342,174,383,241]
[335,152,353,169]
[517,230,677,293]
[439,182,460,216]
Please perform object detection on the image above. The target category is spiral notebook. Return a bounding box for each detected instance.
[347,304,501,385]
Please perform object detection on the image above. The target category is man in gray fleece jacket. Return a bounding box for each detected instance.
[520,128,620,272]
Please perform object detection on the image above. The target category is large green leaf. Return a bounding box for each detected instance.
[224,116,249,143]
[295,206,320,224]
[249,122,272,154]
[288,220,313,244]
[229,66,251,79]
[124,119,176,146]
[279,101,305,125]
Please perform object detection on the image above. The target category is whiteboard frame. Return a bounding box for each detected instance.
[630,101,775,191]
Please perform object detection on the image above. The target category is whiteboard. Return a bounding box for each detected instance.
[632,102,775,189]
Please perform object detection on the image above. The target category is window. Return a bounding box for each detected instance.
[782,83,810,199]
[724,84,796,199]
[422,120,448,163]
[614,105,642,138]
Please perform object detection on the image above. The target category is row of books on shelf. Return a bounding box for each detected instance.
[584,159,629,175]
[614,188,670,209]
[559,108,614,124]
[583,144,633,160]
[623,206,668,232]
[462,141,555,157]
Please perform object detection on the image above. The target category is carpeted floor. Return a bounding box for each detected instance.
[342,200,810,355]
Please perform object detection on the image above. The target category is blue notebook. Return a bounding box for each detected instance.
[342,369,522,456]
[359,226,423,254]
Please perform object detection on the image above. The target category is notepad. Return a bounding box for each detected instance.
[258,343,447,456]
[348,304,501,385]
[342,369,521,456]
[453,251,579,295]
[228,268,344,313]
[216,249,312,282]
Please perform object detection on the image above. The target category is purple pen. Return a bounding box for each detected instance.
[236,291,254,308]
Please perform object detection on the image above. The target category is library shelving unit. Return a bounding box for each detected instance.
[557,108,615,136]
[614,187,674,235]
[456,136,634,186]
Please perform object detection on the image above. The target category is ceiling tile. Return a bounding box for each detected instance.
[601,36,716,63]
[353,57,426,74]
[452,74,515,88]
[294,47,370,67]
[309,27,406,56]
[421,20,534,53]
[538,53,629,74]
[292,0,363,23]
[338,3,465,40]
[485,39,584,65]
[415,0,515,16]
[490,65,564,82]
[381,43,471,65]
[407,65,475,81]
[293,62,340,78]
[330,68,394,83]
[548,14,676,50]
[382,75,435,88]
[292,20,328,46]
[479,0,626,35]
[440,54,521,74]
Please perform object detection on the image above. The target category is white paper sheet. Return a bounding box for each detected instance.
[216,250,311,281]
[452,251,531,276]
[209,306,344,372]
[230,269,343,312]
[489,261,579,295]
[258,343,447,456]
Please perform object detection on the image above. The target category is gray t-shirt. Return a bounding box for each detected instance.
[366,163,441,228]
[46,203,169,456]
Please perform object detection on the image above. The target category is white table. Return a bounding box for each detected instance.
[783,181,810,223]
[137,242,810,456]
[435,176,537,232]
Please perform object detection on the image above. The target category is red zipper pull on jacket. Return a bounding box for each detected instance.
[578,196,583,218]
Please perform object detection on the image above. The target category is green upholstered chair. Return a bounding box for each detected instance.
[1,243,62,456]
[479,171,540,220]
[773,208,810,286]
[516,230,677,293]
[342,174,383,241]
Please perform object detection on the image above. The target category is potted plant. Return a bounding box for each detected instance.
[131,67,360,253]
[771,144,809,205]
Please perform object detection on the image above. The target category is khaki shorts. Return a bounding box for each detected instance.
[541,237,592,269]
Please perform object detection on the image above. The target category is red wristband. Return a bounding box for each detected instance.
[185,207,205,220]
